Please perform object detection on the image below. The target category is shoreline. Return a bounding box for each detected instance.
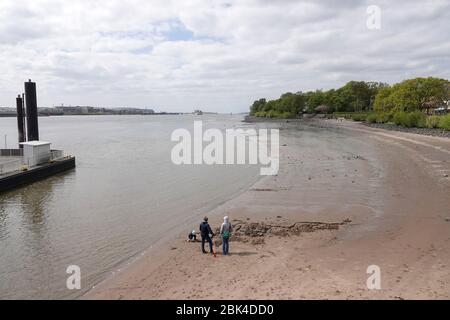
[245,115,450,139]
[362,122,450,138]
[243,116,450,138]
[81,167,264,299]
[85,119,450,300]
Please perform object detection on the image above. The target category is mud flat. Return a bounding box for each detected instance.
[86,119,450,300]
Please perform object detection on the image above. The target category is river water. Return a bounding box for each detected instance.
[0,114,261,299]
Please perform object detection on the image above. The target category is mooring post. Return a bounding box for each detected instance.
[24,79,39,141]
[16,94,26,147]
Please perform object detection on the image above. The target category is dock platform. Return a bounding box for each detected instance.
[0,156,76,193]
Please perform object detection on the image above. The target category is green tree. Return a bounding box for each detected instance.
[390,77,449,112]
[249,77,448,118]
[373,77,449,113]
[305,90,326,113]
[373,86,394,112]
[250,98,266,115]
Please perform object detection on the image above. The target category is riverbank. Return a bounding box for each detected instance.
[363,122,450,138]
[86,119,450,299]
[246,115,450,139]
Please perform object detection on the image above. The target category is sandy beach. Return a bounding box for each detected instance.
[85,119,450,300]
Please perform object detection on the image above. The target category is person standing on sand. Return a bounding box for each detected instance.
[199,216,214,254]
[220,216,232,255]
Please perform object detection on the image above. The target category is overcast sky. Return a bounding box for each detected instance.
[0,0,449,112]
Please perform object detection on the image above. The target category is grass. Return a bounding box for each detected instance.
[439,114,450,130]
[253,111,295,119]
[376,112,391,124]
[254,110,450,130]
[393,111,406,126]
[426,116,441,129]
[332,112,372,121]
[405,111,426,128]
[366,113,377,123]
[383,111,449,130]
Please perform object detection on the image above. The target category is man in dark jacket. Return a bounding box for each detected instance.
[199,216,214,254]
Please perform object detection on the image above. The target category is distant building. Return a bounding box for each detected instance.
[0,107,16,117]
[54,105,94,114]
[51,105,156,115]
[115,107,155,114]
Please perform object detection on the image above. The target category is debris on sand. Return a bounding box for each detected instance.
[251,238,265,245]
[250,188,277,192]
[343,153,366,161]
[213,219,350,246]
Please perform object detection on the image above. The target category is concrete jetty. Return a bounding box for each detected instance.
[0,79,76,193]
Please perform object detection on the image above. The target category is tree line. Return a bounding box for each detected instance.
[250,77,449,118]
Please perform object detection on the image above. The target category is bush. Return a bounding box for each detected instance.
[426,116,441,129]
[274,112,293,119]
[266,110,276,118]
[392,111,426,127]
[366,113,377,123]
[259,110,294,119]
[376,112,390,123]
[439,114,450,131]
[333,112,371,121]
[393,111,407,126]
[351,114,367,121]
[405,111,426,128]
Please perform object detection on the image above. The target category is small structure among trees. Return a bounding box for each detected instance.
[314,105,330,114]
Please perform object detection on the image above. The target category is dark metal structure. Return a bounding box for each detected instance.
[24,79,39,141]
[15,94,26,147]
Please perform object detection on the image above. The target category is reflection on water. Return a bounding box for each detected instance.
[0,171,76,298]
[0,201,6,241]
[0,115,260,299]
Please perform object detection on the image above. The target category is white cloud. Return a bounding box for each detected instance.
[0,0,449,112]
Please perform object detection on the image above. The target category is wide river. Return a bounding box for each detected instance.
[0,114,261,299]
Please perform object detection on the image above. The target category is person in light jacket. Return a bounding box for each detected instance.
[220,216,232,255]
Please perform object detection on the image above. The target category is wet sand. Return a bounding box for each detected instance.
[85,119,450,300]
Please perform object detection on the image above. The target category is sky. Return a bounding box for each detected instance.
[0,0,449,113]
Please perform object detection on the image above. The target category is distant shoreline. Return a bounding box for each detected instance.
[0,112,231,117]
[0,112,185,117]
